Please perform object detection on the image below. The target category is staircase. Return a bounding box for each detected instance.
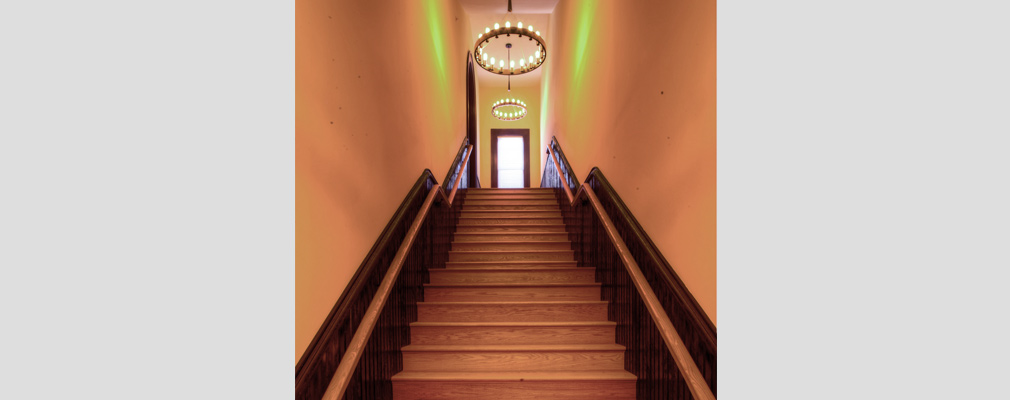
[391,188,637,400]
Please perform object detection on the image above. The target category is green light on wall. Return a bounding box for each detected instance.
[571,0,596,85]
[424,0,447,86]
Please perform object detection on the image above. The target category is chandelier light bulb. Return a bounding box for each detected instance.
[535,50,541,59]
[528,25,533,31]
[536,31,540,36]
[520,59,525,66]
[485,27,490,33]
[510,60,515,68]
[505,21,510,28]
[483,53,488,61]
[494,23,499,29]
[518,22,523,29]
[499,60,504,68]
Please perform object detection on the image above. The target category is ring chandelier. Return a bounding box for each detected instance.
[492,98,527,121]
[473,23,546,76]
[480,0,540,122]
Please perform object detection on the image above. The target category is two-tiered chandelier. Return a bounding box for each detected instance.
[476,0,546,122]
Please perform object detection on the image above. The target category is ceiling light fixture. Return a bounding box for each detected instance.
[473,0,547,85]
[492,98,527,121]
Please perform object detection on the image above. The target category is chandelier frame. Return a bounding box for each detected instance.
[473,25,546,76]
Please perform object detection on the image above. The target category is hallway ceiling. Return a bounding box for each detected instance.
[459,0,557,89]
[457,0,559,15]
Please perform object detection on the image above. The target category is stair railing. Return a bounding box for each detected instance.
[543,136,716,400]
[295,139,474,400]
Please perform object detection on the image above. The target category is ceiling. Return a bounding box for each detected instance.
[457,0,559,15]
[459,0,558,89]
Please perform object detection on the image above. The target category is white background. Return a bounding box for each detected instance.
[1,0,1008,398]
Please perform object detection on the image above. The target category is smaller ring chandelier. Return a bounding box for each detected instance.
[492,98,527,121]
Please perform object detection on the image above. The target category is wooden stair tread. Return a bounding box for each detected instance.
[444,262,579,269]
[458,220,564,225]
[411,321,616,327]
[402,343,625,352]
[455,225,568,232]
[392,371,636,381]
[451,243,572,251]
[394,192,636,398]
[460,212,561,215]
[460,216,562,219]
[455,224,566,228]
[462,202,560,207]
[445,261,577,265]
[420,301,607,305]
[460,208,561,211]
[463,199,556,203]
[453,233,568,237]
[450,249,572,253]
[432,267,581,272]
[416,301,609,322]
[425,283,600,288]
[466,189,554,192]
[450,240,570,245]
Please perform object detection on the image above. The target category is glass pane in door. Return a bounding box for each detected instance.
[497,136,524,188]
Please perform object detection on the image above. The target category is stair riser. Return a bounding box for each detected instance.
[424,286,600,301]
[410,325,616,345]
[461,205,559,211]
[463,199,557,204]
[451,242,571,251]
[392,381,635,400]
[448,251,574,262]
[445,261,578,269]
[452,233,570,242]
[455,225,567,233]
[417,303,609,322]
[460,211,562,218]
[466,189,554,194]
[464,194,557,200]
[459,218,564,225]
[428,269,594,284]
[402,350,625,372]
[464,200,559,206]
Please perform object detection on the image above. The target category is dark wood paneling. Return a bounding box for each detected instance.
[466,53,479,188]
[490,129,530,188]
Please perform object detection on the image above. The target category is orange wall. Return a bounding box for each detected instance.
[296,0,471,362]
[541,0,717,324]
[478,83,542,188]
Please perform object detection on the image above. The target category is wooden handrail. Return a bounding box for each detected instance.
[447,145,472,204]
[547,148,574,204]
[578,183,716,400]
[548,149,714,400]
[319,145,473,400]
